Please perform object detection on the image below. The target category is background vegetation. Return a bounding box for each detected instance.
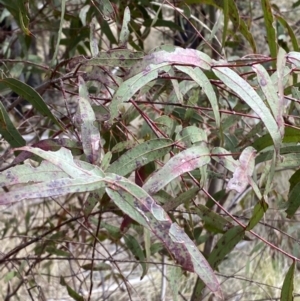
[1,0,300,300]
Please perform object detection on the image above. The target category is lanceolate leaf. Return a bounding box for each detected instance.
[275,15,299,51]
[175,66,220,128]
[201,0,256,52]
[246,199,269,231]
[253,127,300,152]
[227,146,256,193]
[261,0,277,62]
[124,234,147,279]
[0,78,62,128]
[109,63,170,123]
[78,77,101,164]
[196,205,233,234]
[104,173,221,295]
[0,161,68,186]
[69,50,143,69]
[211,147,238,173]
[143,145,211,195]
[60,276,84,301]
[107,138,173,176]
[0,101,26,147]
[163,187,199,212]
[128,48,212,78]
[280,261,295,301]
[119,6,130,47]
[285,182,300,218]
[252,64,283,137]
[176,126,207,148]
[14,147,105,178]
[0,177,106,205]
[213,66,282,149]
[191,226,244,300]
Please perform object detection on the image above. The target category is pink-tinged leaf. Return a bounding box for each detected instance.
[0,177,105,205]
[227,146,256,193]
[276,47,287,138]
[143,146,210,195]
[78,77,101,164]
[104,174,221,295]
[128,48,212,78]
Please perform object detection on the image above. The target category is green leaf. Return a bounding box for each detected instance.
[0,161,68,186]
[0,101,26,147]
[15,147,105,178]
[200,0,256,52]
[222,0,229,47]
[81,263,111,271]
[119,6,130,46]
[143,145,211,195]
[210,226,245,268]
[18,1,30,35]
[275,15,299,51]
[288,169,300,192]
[191,226,244,300]
[100,151,112,171]
[0,78,62,128]
[196,204,233,234]
[253,127,300,152]
[77,77,101,164]
[107,138,173,176]
[246,199,269,231]
[213,66,282,150]
[176,126,207,148]
[90,17,99,57]
[211,147,238,173]
[60,276,84,301]
[4,271,17,283]
[169,266,182,301]
[111,140,141,153]
[285,182,300,218]
[124,234,147,279]
[155,116,176,137]
[280,261,295,301]
[163,187,200,212]
[252,64,284,137]
[45,246,70,257]
[109,62,170,123]
[175,66,220,127]
[51,0,65,65]
[261,0,277,62]
[97,0,115,19]
[85,50,143,68]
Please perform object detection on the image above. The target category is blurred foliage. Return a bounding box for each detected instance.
[0,0,300,300]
